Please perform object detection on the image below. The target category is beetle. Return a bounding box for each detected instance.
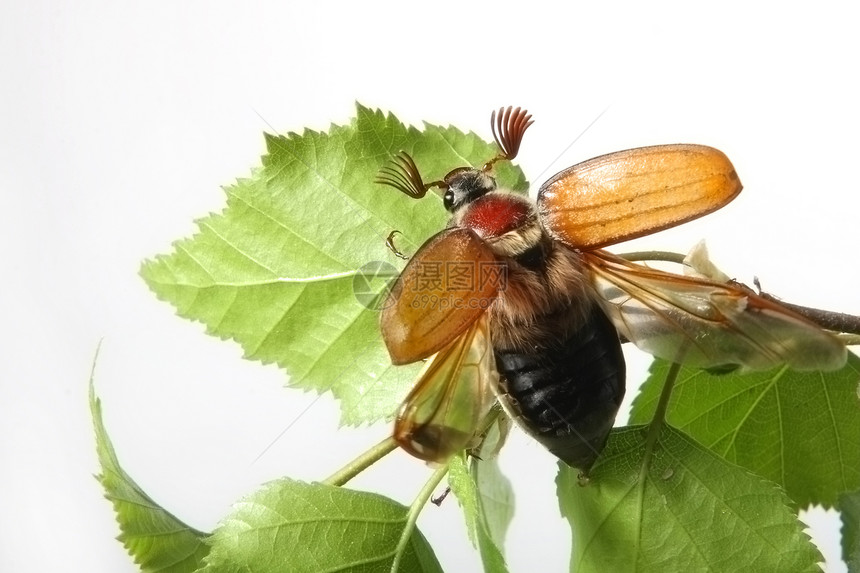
[376,107,846,471]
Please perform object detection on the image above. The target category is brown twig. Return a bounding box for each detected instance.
[756,289,860,336]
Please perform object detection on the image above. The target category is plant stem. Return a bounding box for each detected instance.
[619,250,687,264]
[639,361,682,481]
[652,361,682,428]
[390,463,449,573]
[323,436,399,487]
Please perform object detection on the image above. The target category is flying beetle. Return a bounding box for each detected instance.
[375,107,847,471]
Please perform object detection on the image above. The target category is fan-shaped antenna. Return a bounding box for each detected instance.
[483,106,534,171]
[375,151,444,199]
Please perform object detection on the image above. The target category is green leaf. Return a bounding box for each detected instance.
[472,456,515,572]
[448,455,480,547]
[90,366,210,572]
[447,453,512,573]
[471,418,515,564]
[841,489,860,571]
[198,478,442,573]
[558,426,823,573]
[630,353,860,507]
[140,104,527,425]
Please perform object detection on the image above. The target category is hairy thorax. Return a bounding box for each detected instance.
[488,243,593,352]
[452,191,594,353]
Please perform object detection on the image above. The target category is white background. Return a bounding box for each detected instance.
[2,1,858,571]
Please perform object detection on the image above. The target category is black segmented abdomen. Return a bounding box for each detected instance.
[494,303,625,471]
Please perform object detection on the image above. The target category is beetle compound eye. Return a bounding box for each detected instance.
[443,170,497,212]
